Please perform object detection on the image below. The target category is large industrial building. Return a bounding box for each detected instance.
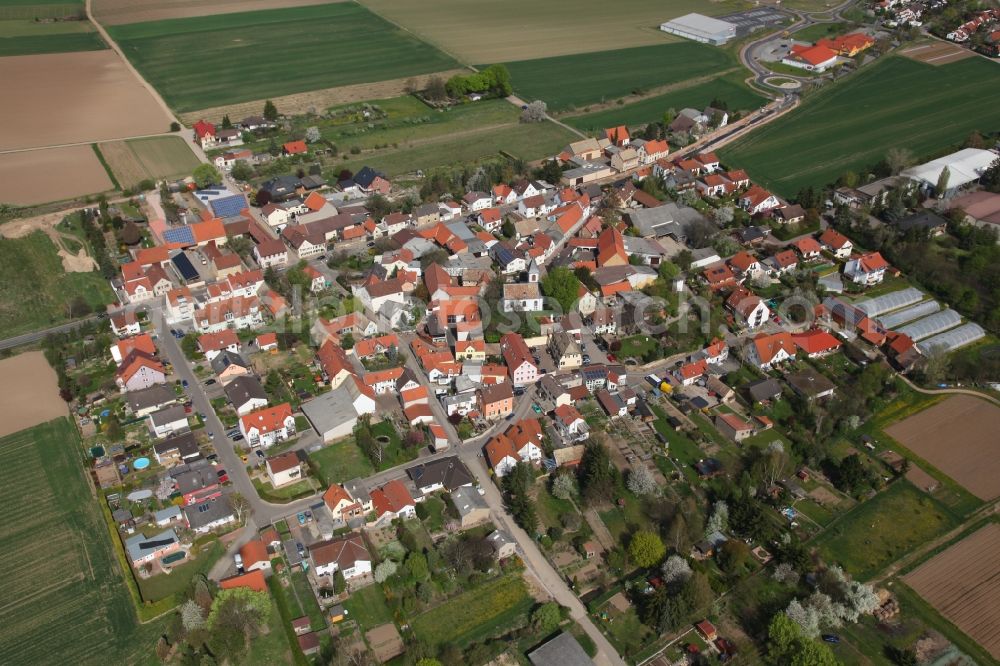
[659,13,737,45]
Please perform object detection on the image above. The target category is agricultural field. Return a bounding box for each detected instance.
[92,0,343,25]
[719,56,1000,197]
[97,136,200,189]
[502,43,742,112]
[360,0,748,62]
[411,574,533,647]
[0,351,67,437]
[109,4,460,113]
[0,418,164,665]
[0,18,104,56]
[903,523,1000,660]
[565,75,766,133]
[0,231,114,339]
[0,50,172,151]
[0,144,114,205]
[885,395,1000,501]
[0,0,83,20]
[816,480,957,580]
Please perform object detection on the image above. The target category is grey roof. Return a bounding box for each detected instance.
[300,387,361,435]
[153,431,199,458]
[183,496,234,530]
[487,529,516,550]
[210,350,249,374]
[626,203,706,238]
[746,378,783,403]
[224,375,267,407]
[622,235,665,257]
[450,485,488,518]
[917,322,985,355]
[877,299,940,329]
[897,309,962,341]
[528,632,594,666]
[125,529,178,562]
[343,478,371,505]
[148,404,188,427]
[172,463,219,494]
[126,385,176,412]
[784,368,836,398]
[154,506,182,523]
[854,287,924,317]
[406,456,474,491]
[896,211,947,232]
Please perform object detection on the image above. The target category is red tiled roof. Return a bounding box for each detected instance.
[792,329,842,355]
[240,403,293,434]
[219,570,267,594]
[752,332,796,364]
[370,479,415,517]
[239,539,269,568]
[198,329,239,353]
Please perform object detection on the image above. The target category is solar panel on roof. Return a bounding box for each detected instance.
[210,194,247,219]
[164,226,195,245]
[172,253,199,281]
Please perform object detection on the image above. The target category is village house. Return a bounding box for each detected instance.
[715,413,754,442]
[224,375,269,415]
[548,331,583,370]
[266,451,302,487]
[501,333,538,386]
[478,381,514,420]
[240,403,296,449]
[310,533,372,580]
[726,287,770,329]
[844,251,889,286]
[819,228,853,259]
[370,479,417,525]
[744,332,796,370]
[553,404,588,442]
[484,418,545,477]
[147,405,189,439]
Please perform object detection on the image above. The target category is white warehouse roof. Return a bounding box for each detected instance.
[660,13,737,44]
[901,148,998,190]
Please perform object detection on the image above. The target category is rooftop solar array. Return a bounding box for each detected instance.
[897,309,962,341]
[854,287,924,317]
[163,226,195,245]
[917,323,986,355]
[878,299,941,329]
[210,194,247,219]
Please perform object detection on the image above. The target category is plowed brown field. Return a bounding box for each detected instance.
[903,523,1000,659]
[0,146,113,205]
[885,395,1000,500]
[92,0,346,25]
[0,50,171,151]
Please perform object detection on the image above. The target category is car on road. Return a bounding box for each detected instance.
[296,542,306,558]
[183,400,193,408]
[582,354,591,364]
[255,450,265,460]
[513,387,525,396]
[184,406,192,414]
[205,379,216,385]
[207,454,218,462]
[216,469,228,483]
[531,403,543,414]
[821,635,840,644]
[231,434,244,442]
[297,512,306,525]
[208,432,215,440]
[607,353,617,362]
[181,379,189,388]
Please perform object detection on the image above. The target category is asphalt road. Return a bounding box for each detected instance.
[0,314,101,351]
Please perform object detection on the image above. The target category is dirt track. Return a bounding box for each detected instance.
[0,352,68,438]
[0,51,172,151]
[1,207,97,272]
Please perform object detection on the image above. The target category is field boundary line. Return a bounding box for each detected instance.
[0,131,181,156]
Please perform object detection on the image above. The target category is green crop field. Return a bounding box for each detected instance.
[0,419,164,665]
[0,231,115,340]
[411,574,533,647]
[501,43,742,112]
[564,75,767,133]
[719,56,1000,197]
[815,480,957,581]
[0,1,83,20]
[127,136,201,178]
[108,3,459,113]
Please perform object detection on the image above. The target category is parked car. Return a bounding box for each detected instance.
[297,512,306,525]
[822,635,840,644]
[231,434,244,442]
[181,379,189,388]
[205,379,217,386]
[234,553,244,574]
[296,542,306,558]
[183,406,192,414]
[255,450,265,459]
[531,403,543,414]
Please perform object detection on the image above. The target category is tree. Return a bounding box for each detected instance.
[578,438,617,504]
[181,599,206,630]
[192,163,221,188]
[531,602,562,634]
[207,586,270,635]
[885,147,914,175]
[229,492,252,525]
[305,126,321,143]
[551,472,578,500]
[221,115,233,129]
[424,76,447,101]
[341,333,355,350]
[766,613,839,666]
[501,219,516,239]
[170,121,181,132]
[717,539,752,575]
[416,660,443,666]
[773,562,799,585]
[405,552,429,581]
[230,161,254,182]
[120,220,141,245]
[629,530,666,568]
[705,500,728,537]
[521,100,548,123]
[541,266,580,314]
[263,99,278,122]
[374,560,397,583]
[626,465,658,496]
[660,554,692,586]
[936,165,951,197]
[334,570,346,594]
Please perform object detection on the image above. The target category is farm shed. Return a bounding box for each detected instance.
[917,323,985,355]
[897,309,962,341]
[877,299,940,329]
[855,287,924,317]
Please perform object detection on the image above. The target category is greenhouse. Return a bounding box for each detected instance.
[917,323,986,355]
[897,309,962,341]
[878,300,941,330]
[854,287,924,318]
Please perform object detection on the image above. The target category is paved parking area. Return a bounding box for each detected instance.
[720,7,789,36]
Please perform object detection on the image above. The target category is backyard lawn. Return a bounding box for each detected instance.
[308,438,375,485]
[137,539,225,602]
[344,583,394,631]
[618,335,658,359]
[411,574,533,647]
